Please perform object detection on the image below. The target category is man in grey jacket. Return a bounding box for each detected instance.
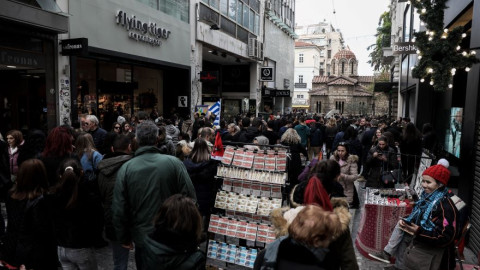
[112,121,196,269]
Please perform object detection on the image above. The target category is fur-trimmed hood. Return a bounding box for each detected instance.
[331,152,358,164]
[271,197,351,240]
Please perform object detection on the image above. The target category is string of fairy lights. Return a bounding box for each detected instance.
[408,0,479,91]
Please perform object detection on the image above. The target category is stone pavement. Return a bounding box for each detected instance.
[94,181,479,269]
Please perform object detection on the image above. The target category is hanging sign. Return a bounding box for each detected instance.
[260,67,274,81]
[392,42,417,55]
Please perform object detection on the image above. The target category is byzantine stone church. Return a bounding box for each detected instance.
[309,49,388,116]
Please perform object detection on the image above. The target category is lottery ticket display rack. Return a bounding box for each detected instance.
[206,144,290,269]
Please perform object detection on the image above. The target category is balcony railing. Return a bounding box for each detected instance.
[294,83,307,88]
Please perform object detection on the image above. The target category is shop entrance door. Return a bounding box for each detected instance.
[0,68,47,136]
[97,80,137,130]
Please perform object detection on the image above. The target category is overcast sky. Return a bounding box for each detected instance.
[295,0,390,75]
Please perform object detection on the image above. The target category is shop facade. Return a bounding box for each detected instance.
[390,0,480,254]
[63,0,191,129]
[0,0,68,135]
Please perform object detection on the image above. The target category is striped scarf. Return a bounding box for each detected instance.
[404,188,448,231]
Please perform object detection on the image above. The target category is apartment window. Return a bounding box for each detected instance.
[403,5,412,42]
[220,0,228,16]
[137,0,190,23]
[228,0,237,20]
[243,4,249,28]
[236,1,243,25]
[327,50,331,58]
[299,75,303,83]
[297,94,304,98]
[299,53,304,63]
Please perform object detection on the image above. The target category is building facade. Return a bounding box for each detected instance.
[0,0,69,135]
[63,0,191,129]
[388,0,480,253]
[293,41,321,111]
[194,0,295,120]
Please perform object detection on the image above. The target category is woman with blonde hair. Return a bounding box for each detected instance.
[281,128,308,189]
[254,205,341,270]
[74,133,102,182]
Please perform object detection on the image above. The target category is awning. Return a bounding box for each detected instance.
[0,0,69,33]
[292,105,310,108]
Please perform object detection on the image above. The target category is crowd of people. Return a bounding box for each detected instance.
[0,108,462,270]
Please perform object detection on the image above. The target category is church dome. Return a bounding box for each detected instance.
[334,49,356,60]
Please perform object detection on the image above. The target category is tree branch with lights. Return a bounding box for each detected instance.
[410,0,479,91]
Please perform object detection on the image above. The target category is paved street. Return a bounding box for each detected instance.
[95,181,478,269]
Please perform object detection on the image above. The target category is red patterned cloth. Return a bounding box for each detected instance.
[355,203,412,258]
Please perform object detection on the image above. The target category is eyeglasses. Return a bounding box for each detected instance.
[114,126,121,129]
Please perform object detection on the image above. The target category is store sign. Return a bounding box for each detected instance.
[200,71,219,83]
[178,96,188,107]
[275,90,290,97]
[61,38,88,56]
[260,67,274,81]
[115,10,171,47]
[392,42,417,55]
[295,83,307,88]
[0,49,44,68]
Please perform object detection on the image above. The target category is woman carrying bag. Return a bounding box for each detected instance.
[370,164,458,270]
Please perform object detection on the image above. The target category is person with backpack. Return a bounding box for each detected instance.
[74,133,103,182]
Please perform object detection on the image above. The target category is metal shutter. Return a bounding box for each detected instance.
[470,120,480,254]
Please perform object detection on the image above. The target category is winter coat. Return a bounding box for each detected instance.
[39,153,78,187]
[282,142,308,187]
[239,126,261,143]
[181,119,194,138]
[158,135,176,156]
[49,181,104,249]
[271,198,359,270]
[325,126,337,150]
[262,130,280,145]
[7,145,21,178]
[309,125,323,147]
[90,127,108,154]
[253,236,329,270]
[406,194,458,269]
[112,146,196,248]
[2,195,57,269]
[330,153,359,204]
[79,151,103,181]
[365,145,398,188]
[294,124,310,148]
[0,140,11,199]
[144,226,205,270]
[183,158,219,216]
[165,124,180,146]
[97,153,133,241]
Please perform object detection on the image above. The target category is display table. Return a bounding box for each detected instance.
[355,188,412,258]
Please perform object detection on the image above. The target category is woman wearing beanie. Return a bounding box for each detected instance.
[369,164,458,270]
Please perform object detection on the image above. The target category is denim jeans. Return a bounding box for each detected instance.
[58,246,98,270]
[111,242,130,270]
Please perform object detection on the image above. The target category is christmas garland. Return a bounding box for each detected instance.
[410,0,479,91]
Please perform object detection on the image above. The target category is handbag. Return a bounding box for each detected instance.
[403,239,445,270]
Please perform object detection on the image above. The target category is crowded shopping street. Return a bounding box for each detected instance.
[2,0,480,269]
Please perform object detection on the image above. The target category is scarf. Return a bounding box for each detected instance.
[404,188,448,231]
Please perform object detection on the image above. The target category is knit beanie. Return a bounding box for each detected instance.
[422,164,450,186]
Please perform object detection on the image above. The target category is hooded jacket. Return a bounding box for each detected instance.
[165,124,180,146]
[271,197,359,270]
[97,153,132,241]
[294,124,310,148]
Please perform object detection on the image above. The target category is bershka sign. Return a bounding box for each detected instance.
[115,10,171,47]
[392,42,417,55]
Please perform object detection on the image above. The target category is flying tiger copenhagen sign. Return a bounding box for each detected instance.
[115,10,171,47]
